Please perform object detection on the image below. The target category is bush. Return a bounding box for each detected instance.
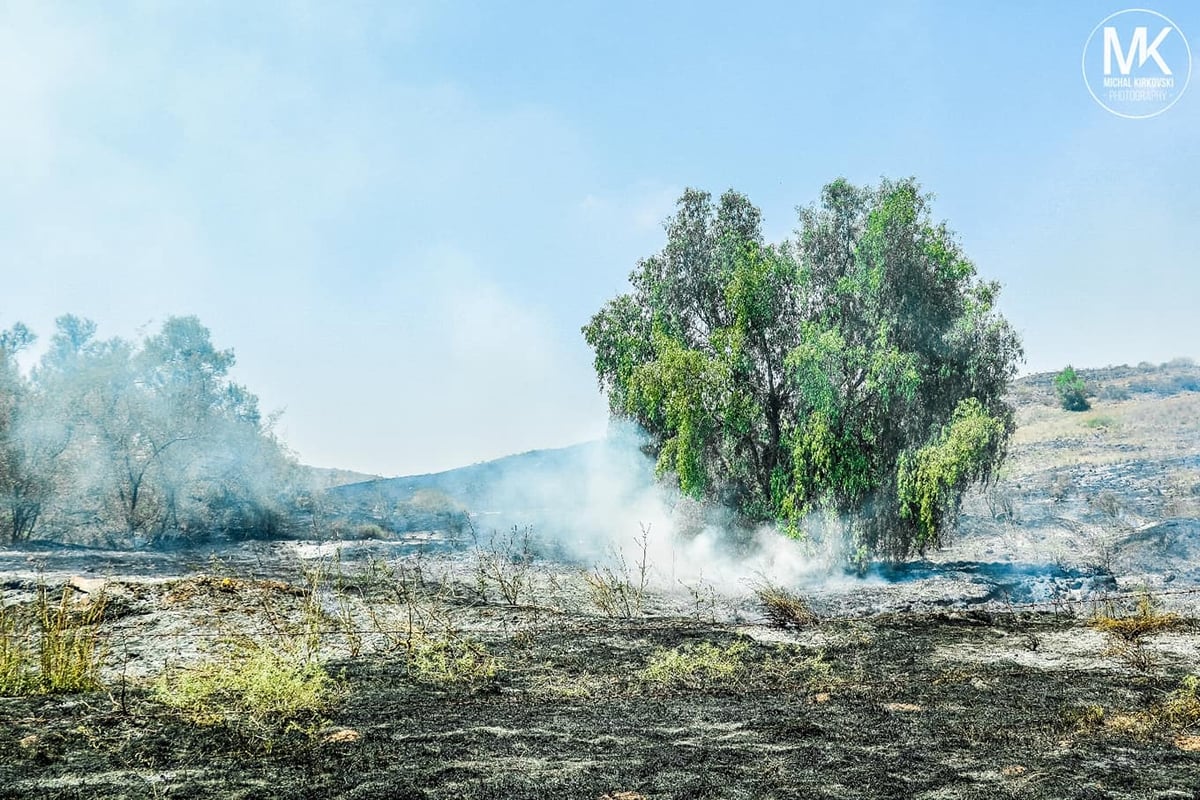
[1159,675,1200,728]
[1055,366,1090,411]
[755,582,817,628]
[1091,593,1179,641]
[0,584,106,696]
[472,524,538,606]
[154,638,336,745]
[406,628,501,689]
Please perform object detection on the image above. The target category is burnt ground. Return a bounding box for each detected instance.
[2,611,1199,800]
[3,372,1200,798]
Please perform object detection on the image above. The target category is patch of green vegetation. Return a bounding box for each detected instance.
[1081,414,1118,429]
[406,629,502,690]
[1080,675,1200,738]
[1157,674,1200,729]
[1055,365,1090,412]
[1064,703,1107,731]
[0,599,34,695]
[153,639,336,745]
[640,641,750,689]
[583,178,1021,561]
[0,584,106,696]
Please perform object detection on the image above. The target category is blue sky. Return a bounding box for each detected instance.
[2,1,1197,475]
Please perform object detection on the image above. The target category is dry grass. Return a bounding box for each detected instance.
[1089,675,1200,739]
[1090,594,1181,642]
[754,582,817,628]
[1009,393,1200,473]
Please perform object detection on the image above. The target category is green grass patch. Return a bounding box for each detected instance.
[640,641,749,689]
[154,638,337,746]
[0,584,107,696]
[406,628,502,690]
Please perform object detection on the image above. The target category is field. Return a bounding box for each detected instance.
[2,363,1200,799]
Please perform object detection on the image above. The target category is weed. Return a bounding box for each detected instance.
[353,558,502,690]
[1157,675,1200,730]
[679,574,720,623]
[0,597,34,694]
[1087,675,1200,737]
[1064,704,1106,730]
[529,672,596,700]
[754,582,817,628]
[1104,638,1158,674]
[1091,592,1180,642]
[584,524,651,618]
[0,583,107,695]
[153,638,336,748]
[640,640,749,689]
[37,584,107,692]
[406,628,501,690]
[298,552,364,658]
[472,523,538,606]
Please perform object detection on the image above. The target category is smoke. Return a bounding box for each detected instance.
[0,314,302,546]
[461,421,849,593]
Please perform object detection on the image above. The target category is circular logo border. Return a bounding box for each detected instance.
[1082,7,1193,119]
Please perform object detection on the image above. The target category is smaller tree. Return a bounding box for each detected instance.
[1055,366,1090,412]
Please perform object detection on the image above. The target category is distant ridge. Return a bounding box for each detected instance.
[327,440,631,507]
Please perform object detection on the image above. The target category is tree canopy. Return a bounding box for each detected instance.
[0,315,299,545]
[583,178,1023,561]
[1054,366,1090,412]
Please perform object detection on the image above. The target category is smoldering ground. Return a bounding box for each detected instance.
[3,365,1200,798]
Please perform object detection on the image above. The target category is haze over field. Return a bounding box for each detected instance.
[2,1,1198,479]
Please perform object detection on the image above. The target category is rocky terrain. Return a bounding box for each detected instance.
[1,361,1199,799]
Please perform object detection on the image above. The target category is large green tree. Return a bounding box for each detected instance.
[583,178,1023,561]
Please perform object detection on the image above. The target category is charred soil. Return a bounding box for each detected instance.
[2,610,1199,799]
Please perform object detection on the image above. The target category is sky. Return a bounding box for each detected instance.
[1,1,1197,476]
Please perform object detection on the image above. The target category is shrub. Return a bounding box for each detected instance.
[1159,675,1200,728]
[472,524,538,606]
[583,526,651,618]
[154,638,336,745]
[406,628,501,690]
[0,583,106,696]
[1091,593,1180,641]
[754,582,817,628]
[1055,366,1090,411]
